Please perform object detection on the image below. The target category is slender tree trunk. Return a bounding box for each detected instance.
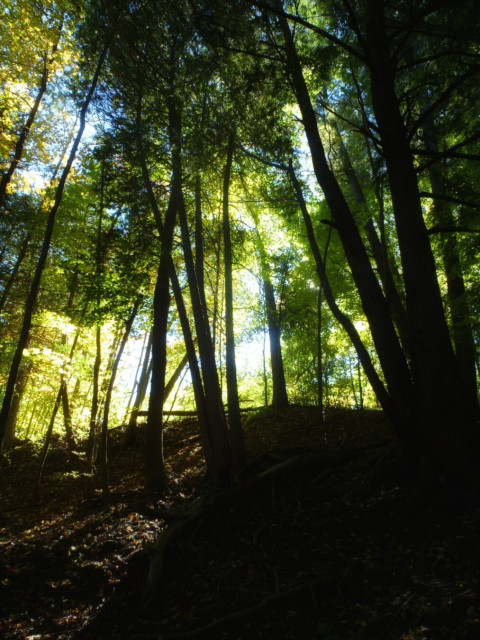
[0,233,31,316]
[164,352,189,401]
[422,93,477,408]
[0,43,109,451]
[287,161,395,422]
[165,95,232,485]
[87,325,102,468]
[124,329,149,422]
[333,122,411,356]
[222,130,246,468]
[169,262,214,474]
[0,19,63,208]
[124,330,153,445]
[99,295,142,499]
[250,209,289,411]
[34,386,63,499]
[317,287,324,415]
[278,12,419,458]
[177,173,233,486]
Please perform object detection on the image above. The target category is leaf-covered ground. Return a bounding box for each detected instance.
[1,407,480,639]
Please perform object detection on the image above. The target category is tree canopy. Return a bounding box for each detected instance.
[0,0,479,491]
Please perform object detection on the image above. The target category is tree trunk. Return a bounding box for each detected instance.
[278,11,419,459]
[0,19,63,208]
[422,93,478,409]
[34,386,63,499]
[287,161,394,420]
[0,233,31,316]
[125,330,153,445]
[99,295,142,499]
[137,97,215,481]
[86,325,102,468]
[222,129,246,469]
[0,42,109,451]
[366,1,480,481]
[250,209,289,412]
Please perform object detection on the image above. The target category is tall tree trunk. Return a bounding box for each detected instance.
[137,99,215,481]
[287,162,394,420]
[278,11,419,459]
[0,43,109,451]
[222,130,246,468]
[366,1,480,480]
[422,93,478,409]
[86,325,102,468]
[99,295,142,499]
[250,209,289,411]
[177,171,233,486]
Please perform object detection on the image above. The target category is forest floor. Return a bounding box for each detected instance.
[1,406,480,640]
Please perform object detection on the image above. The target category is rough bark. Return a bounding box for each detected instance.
[365,0,480,480]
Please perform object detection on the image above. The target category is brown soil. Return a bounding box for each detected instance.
[1,406,479,639]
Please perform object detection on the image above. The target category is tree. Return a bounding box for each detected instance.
[0,41,109,451]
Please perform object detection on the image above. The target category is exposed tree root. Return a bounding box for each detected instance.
[162,570,351,639]
[143,449,348,606]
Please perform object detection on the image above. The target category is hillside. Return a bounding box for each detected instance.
[1,407,479,639]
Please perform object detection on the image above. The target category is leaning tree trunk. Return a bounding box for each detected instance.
[124,330,153,445]
[287,162,394,420]
[278,11,420,461]
[0,42,109,451]
[0,19,63,208]
[0,233,32,316]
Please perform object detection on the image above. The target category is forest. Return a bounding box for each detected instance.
[1,0,480,638]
